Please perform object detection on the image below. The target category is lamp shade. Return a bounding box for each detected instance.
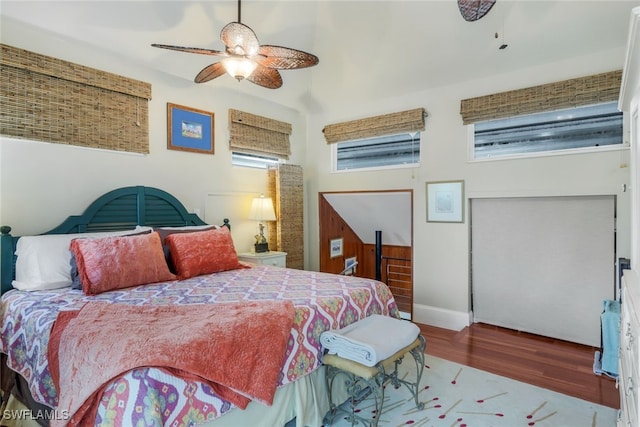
[248,196,276,221]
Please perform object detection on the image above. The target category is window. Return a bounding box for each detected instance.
[472,102,623,160]
[231,152,282,169]
[228,109,291,168]
[335,132,420,171]
[323,107,426,171]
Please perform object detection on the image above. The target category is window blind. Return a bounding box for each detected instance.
[460,70,622,125]
[322,108,427,144]
[0,44,151,154]
[228,109,292,159]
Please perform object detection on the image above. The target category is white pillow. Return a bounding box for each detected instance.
[12,226,153,291]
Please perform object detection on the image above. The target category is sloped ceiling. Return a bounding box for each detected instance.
[324,192,412,246]
[1,1,638,113]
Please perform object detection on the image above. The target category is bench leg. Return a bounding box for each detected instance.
[324,365,385,426]
[385,334,426,410]
[407,334,426,410]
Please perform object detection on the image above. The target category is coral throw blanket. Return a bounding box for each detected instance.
[48,300,295,427]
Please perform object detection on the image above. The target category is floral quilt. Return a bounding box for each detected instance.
[0,265,398,426]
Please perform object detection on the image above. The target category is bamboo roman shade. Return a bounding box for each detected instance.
[322,108,427,144]
[229,109,292,159]
[0,44,152,153]
[460,70,622,125]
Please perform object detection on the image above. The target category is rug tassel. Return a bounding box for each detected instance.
[439,398,462,419]
[451,368,463,384]
[394,414,430,427]
[527,400,547,418]
[529,410,558,425]
[476,391,508,402]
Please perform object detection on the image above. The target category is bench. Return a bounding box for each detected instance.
[323,334,426,426]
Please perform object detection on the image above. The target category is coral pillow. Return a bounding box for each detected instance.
[156,225,221,272]
[165,227,243,279]
[70,232,176,295]
[12,226,153,291]
[70,228,153,290]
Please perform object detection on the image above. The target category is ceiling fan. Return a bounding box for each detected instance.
[457,0,496,22]
[151,0,319,89]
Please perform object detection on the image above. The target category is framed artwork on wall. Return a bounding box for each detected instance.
[330,237,343,258]
[167,103,214,154]
[426,180,465,223]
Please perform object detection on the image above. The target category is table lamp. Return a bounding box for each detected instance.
[248,194,276,252]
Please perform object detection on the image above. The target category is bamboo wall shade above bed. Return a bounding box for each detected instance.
[0,44,152,154]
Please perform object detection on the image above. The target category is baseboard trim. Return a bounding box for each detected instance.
[413,303,472,331]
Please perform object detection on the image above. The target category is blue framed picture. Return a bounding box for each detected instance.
[167,103,214,154]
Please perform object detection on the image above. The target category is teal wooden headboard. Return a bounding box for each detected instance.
[0,185,225,294]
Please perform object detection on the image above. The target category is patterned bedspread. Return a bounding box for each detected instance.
[0,265,398,426]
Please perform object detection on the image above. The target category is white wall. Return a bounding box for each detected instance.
[0,17,307,255]
[306,48,631,330]
[0,16,632,332]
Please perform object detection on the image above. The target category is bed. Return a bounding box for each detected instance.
[0,185,400,427]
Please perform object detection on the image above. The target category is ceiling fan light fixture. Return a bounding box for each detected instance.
[151,0,318,89]
[222,57,258,81]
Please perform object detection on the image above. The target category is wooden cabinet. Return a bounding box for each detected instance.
[238,251,287,268]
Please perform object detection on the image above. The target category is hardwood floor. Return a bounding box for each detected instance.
[417,322,620,409]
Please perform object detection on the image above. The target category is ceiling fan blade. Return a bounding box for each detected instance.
[246,65,283,89]
[220,22,260,56]
[195,62,227,83]
[257,45,319,70]
[151,43,226,57]
[457,0,496,22]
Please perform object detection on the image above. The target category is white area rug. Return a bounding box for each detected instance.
[324,354,617,427]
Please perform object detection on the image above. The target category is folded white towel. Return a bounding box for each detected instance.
[320,314,420,367]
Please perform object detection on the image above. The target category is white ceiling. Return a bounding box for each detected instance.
[2,1,639,114]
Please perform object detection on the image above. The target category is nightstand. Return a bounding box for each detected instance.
[237,251,287,268]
